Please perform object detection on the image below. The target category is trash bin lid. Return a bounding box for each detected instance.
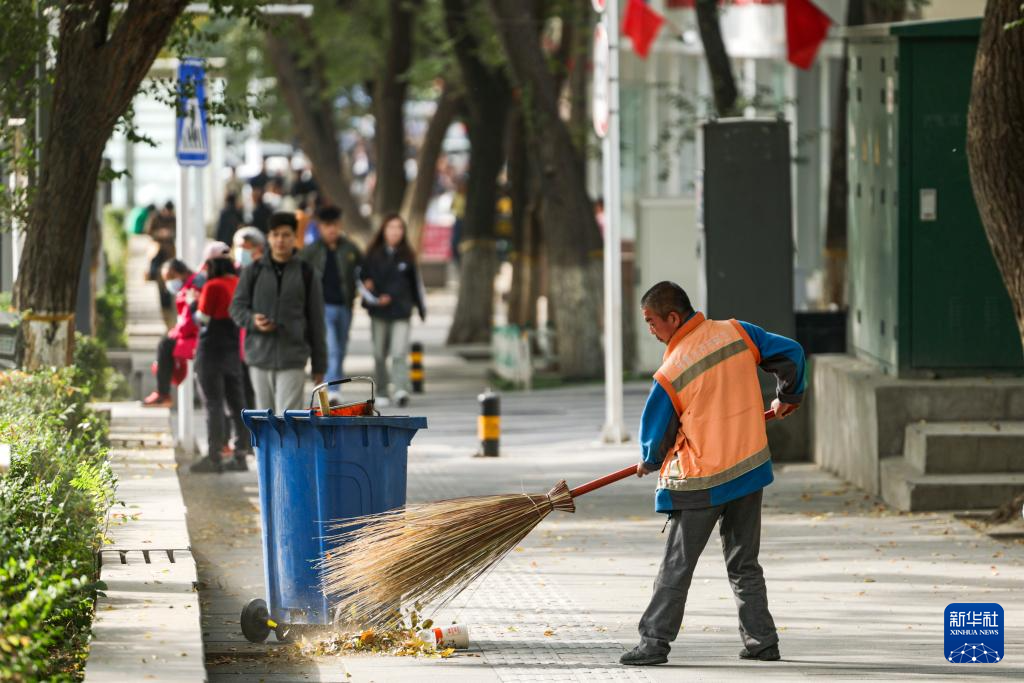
[282,409,427,430]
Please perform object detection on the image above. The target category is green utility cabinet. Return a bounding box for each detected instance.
[847,18,1023,376]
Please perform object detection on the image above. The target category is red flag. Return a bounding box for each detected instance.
[623,0,665,59]
[786,0,833,69]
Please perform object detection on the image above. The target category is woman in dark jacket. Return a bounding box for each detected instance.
[190,256,247,473]
[359,214,426,407]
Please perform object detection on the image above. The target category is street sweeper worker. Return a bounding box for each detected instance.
[620,280,805,667]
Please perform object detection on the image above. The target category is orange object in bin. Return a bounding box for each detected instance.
[310,376,380,417]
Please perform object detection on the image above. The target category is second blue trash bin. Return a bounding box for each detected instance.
[239,408,426,642]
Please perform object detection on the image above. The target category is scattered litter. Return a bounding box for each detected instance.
[299,609,460,659]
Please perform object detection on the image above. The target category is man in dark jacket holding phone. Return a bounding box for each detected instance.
[230,211,327,413]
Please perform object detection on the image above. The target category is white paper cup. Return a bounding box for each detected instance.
[438,624,469,648]
[419,624,470,649]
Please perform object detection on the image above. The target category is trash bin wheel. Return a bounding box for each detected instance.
[240,598,272,643]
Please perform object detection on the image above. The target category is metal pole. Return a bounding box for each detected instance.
[176,165,194,455]
[601,0,627,443]
[192,155,206,251]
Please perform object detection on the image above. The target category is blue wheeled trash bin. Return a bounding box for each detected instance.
[238,379,426,643]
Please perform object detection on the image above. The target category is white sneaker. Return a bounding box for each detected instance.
[376,396,391,409]
[394,390,409,408]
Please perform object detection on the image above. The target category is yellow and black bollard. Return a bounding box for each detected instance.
[477,389,500,457]
[410,342,424,394]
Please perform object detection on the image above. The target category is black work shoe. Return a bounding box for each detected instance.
[739,644,780,661]
[190,455,223,473]
[224,456,248,472]
[620,646,668,666]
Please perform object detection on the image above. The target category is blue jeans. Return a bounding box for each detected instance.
[324,304,353,383]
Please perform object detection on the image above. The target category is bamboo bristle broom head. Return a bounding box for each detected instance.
[319,480,576,628]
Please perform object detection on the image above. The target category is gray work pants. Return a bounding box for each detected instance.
[638,488,777,655]
[248,366,306,414]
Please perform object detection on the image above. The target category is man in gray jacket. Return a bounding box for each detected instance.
[230,211,327,413]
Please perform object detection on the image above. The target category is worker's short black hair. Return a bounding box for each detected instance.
[317,206,343,223]
[268,211,298,232]
[640,281,693,319]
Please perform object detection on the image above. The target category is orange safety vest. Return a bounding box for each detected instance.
[653,313,770,493]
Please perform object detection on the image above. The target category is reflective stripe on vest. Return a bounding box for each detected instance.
[653,314,769,492]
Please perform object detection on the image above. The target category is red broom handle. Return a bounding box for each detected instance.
[569,409,776,499]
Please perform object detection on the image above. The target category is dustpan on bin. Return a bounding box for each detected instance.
[238,394,426,644]
[311,376,378,417]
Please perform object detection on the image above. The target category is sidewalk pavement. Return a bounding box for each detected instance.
[84,404,203,682]
[176,289,1024,681]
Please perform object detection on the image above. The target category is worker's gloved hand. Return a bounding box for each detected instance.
[635,462,656,478]
[771,398,799,419]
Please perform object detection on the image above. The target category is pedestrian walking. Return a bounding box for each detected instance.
[190,253,248,473]
[620,281,805,667]
[229,211,327,414]
[215,192,244,245]
[359,214,426,408]
[300,206,362,386]
[142,259,200,407]
[144,201,177,329]
[231,226,266,411]
[250,184,273,235]
[231,225,265,269]
[450,176,466,265]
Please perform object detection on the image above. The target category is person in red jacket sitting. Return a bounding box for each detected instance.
[142,259,200,407]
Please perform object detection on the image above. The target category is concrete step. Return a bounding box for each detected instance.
[881,456,1024,511]
[905,421,1024,474]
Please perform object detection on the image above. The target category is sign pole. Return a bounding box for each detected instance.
[599,0,627,443]
[175,165,194,455]
[174,57,211,457]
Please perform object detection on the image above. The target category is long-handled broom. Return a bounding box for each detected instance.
[320,410,776,627]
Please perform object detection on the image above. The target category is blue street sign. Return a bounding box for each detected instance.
[176,58,210,167]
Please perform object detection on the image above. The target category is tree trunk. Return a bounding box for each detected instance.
[822,0,910,306]
[567,7,591,163]
[490,0,604,379]
[402,82,463,250]
[695,0,739,116]
[443,0,511,345]
[373,0,420,216]
[265,21,371,239]
[17,0,190,369]
[507,107,533,328]
[967,0,1024,347]
[507,106,547,330]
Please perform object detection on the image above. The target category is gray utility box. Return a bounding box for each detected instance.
[697,118,795,337]
[0,312,21,370]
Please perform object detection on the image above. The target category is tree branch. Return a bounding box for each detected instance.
[93,0,114,47]
[695,0,739,116]
[444,0,509,119]
[103,0,190,117]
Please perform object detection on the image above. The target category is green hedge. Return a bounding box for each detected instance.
[73,334,128,401]
[96,206,128,349]
[0,368,116,681]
